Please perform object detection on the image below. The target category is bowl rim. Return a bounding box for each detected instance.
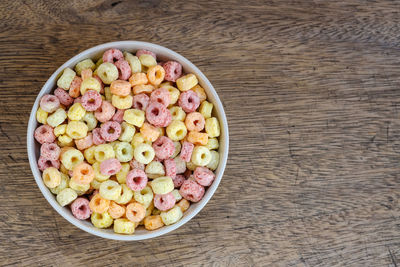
[26,41,229,241]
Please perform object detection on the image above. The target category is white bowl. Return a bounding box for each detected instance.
[26,41,229,241]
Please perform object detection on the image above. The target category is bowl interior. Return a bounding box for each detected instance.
[27,41,229,240]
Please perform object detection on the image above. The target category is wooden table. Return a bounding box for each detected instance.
[1,0,400,266]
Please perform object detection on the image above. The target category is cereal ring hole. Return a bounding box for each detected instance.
[152,108,159,116]
[201,153,206,159]
[108,128,115,134]
[81,169,89,175]
[71,157,78,163]
[41,128,47,134]
[176,130,183,136]
[107,185,114,190]
[188,97,193,103]
[121,148,127,155]
[136,102,143,109]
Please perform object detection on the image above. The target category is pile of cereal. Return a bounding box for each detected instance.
[34,48,220,234]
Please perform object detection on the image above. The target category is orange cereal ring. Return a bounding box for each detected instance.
[129,73,148,86]
[187,131,208,146]
[140,122,160,142]
[89,193,110,213]
[144,215,164,230]
[69,76,82,98]
[185,112,205,132]
[108,201,126,219]
[72,162,94,184]
[147,65,165,86]
[133,84,154,95]
[110,80,131,96]
[125,202,145,223]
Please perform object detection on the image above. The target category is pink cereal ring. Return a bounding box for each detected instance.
[145,101,169,127]
[150,88,170,107]
[75,133,93,151]
[179,180,205,202]
[40,143,61,161]
[129,159,145,171]
[126,169,148,191]
[54,88,74,106]
[194,166,215,187]
[71,197,92,220]
[163,61,182,82]
[172,174,185,188]
[180,141,194,162]
[132,93,149,111]
[34,125,55,144]
[162,109,172,127]
[92,128,105,145]
[40,94,60,113]
[81,90,102,111]
[38,156,60,171]
[114,59,132,81]
[153,192,176,211]
[93,75,105,94]
[164,158,176,178]
[100,121,121,142]
[136,49,156,60]
[112,109,125,123]
[178,90,200,113]
[100,158,122,176]
[152,136,175,160]
[102,48,124,63]
[95,101,116,123]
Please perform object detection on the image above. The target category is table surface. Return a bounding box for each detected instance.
[1,0,400,266]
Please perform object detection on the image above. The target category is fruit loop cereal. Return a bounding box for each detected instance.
[34,48,221,234]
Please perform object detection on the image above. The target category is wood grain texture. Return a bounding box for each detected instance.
[1,0,400,266]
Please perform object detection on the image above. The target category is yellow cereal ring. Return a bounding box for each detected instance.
[80,77,101,95]
[114,218,135,234]
[176,74,198,92]
[111,94,133,109]
[139,54,157,67]
[57,68,76,90]
[124,109,145,127]
[60,148,84,170]
[134,143,155,164]
[116,184,133,204]
[205,117,220,138]
[133,185,153,208]
[206,150,219,171]
[42,167,61,188]
[119,122,136,142]
[94,144,115,162]
[199,101,213,119]
[145,161,165,179]
[75,59,95,76]
[47,108,67,128]
[56,188,77,206]
[91,211,113,229]
[131,133,151,148]
[54,124,67,137]
[96,62,119,84]
[116,162,130,184]
[206,137,219,150]
[191,146,211,166]
[50,173,69,195]
[66,121,88,139]
[99,180,122,201]
[81,112,97,131]
[160,205,183,225]
[83,146,96,164]
[68,103,86,121]
[151,176,174,195]
[166,120,187,141]
[36,107,48,124]
[169,106,186,121]
[124,52,141,73]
